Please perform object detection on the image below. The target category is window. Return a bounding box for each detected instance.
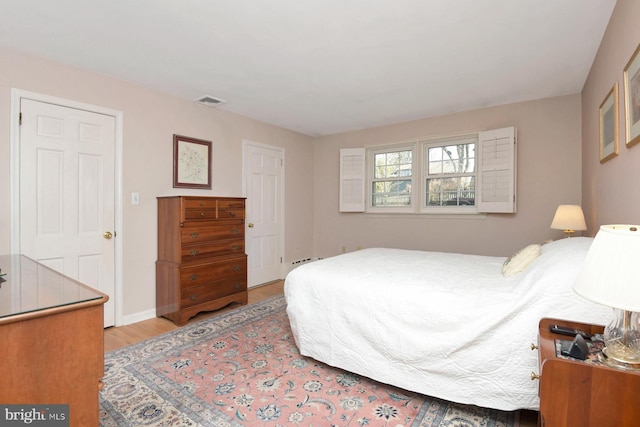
[339,126,516,214]
[360,145,416,213]
[424,138,477,209]
[371,148,413,208]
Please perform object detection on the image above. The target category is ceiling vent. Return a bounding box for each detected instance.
[196,95,226,106]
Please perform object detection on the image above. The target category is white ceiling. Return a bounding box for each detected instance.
[0,1,617,136]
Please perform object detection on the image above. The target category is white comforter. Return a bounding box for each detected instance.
[284,237,611,411]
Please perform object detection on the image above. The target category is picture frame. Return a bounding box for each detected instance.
[624,43,640,148]
[173,134,212,189]
[599,83,619,163]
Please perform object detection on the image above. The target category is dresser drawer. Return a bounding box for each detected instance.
[181,277,247,309]
[181,239,245,262]
[180,255,247,287]
[218,207,244,219]
[184,208,217,220]
[218,198,245,219]
[184,198,217,209]
[181,222,244,244]
[218,199,245,210]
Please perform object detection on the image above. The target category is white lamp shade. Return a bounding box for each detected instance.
[550,205,587,231]
[573,225,640,312]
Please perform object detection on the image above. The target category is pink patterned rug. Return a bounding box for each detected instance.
[100,296,519,426]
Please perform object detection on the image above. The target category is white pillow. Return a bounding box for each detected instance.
[502,244,542,276]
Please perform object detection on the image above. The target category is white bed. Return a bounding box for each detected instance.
[284,237,612,411]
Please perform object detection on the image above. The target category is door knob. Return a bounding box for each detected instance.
[248,223,254,228]
[103,231,113,239]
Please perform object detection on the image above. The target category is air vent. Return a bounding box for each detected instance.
[196,95,226,106]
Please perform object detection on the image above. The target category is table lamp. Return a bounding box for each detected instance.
[550,205,587,237]
[573,225,640,370]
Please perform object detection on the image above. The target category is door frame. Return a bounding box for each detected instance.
[10,88,124,326]
[242,140,286,284]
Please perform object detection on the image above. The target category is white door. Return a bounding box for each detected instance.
[244,142,283,287]
[19,99,116,327]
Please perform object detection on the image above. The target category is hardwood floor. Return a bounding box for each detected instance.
[103,278,537,426]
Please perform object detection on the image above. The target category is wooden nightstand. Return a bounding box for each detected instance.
[535,318,640,426]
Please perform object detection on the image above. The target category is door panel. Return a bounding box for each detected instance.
[245,143,283,287]
[19,99,116,327]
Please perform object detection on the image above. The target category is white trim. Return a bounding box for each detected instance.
[10,88,125,326]
[121,308,156,326]
[242,140,286,282]
[283,257,324,277]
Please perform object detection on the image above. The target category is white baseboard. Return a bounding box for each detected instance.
[120,308,156,326]
[284,257,323,276]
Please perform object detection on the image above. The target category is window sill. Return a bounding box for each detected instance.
[360,211,487,220]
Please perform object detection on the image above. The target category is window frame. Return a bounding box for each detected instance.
[366,143,417,214]
[419,135,479,215]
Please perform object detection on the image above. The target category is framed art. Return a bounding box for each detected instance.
[173,134,212,189]
[624,43,640,147]
[599,83,619,163]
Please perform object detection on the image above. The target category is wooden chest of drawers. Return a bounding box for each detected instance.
[156,196,248,325]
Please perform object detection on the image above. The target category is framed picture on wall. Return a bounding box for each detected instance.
[599,83,619,163]
[173,134,212,189]
[624,43,640,148]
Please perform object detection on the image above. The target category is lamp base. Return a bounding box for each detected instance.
[598,347,640,371]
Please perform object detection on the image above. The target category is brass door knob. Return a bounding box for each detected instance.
[103,231,113,239]
[248,223,254,228]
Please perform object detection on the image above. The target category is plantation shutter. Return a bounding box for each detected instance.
[477,126,516,213]
[339,148,365,212]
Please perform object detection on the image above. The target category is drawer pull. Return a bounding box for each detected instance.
[199,202,205,207]
[190,249,200,257]
[232,265,240,272]
[190,294,198,301]
[189,274,199,281]
[190,232,200,239]
[200,212,205,217]
[231,228,239,236]
[531,372,539,381]
[530,343,538,351]
[234,283,241,289]
[231,244,240,251]
[228,211,236,218]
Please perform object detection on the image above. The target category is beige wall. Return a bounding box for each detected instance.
[0,45,315,321]
[313,95,583,258]
[581,0,640,231]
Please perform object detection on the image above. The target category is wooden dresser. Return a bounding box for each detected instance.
[156,196,248,325]
[0,254,108,427]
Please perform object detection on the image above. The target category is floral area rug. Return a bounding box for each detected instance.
[100,296,519,426]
